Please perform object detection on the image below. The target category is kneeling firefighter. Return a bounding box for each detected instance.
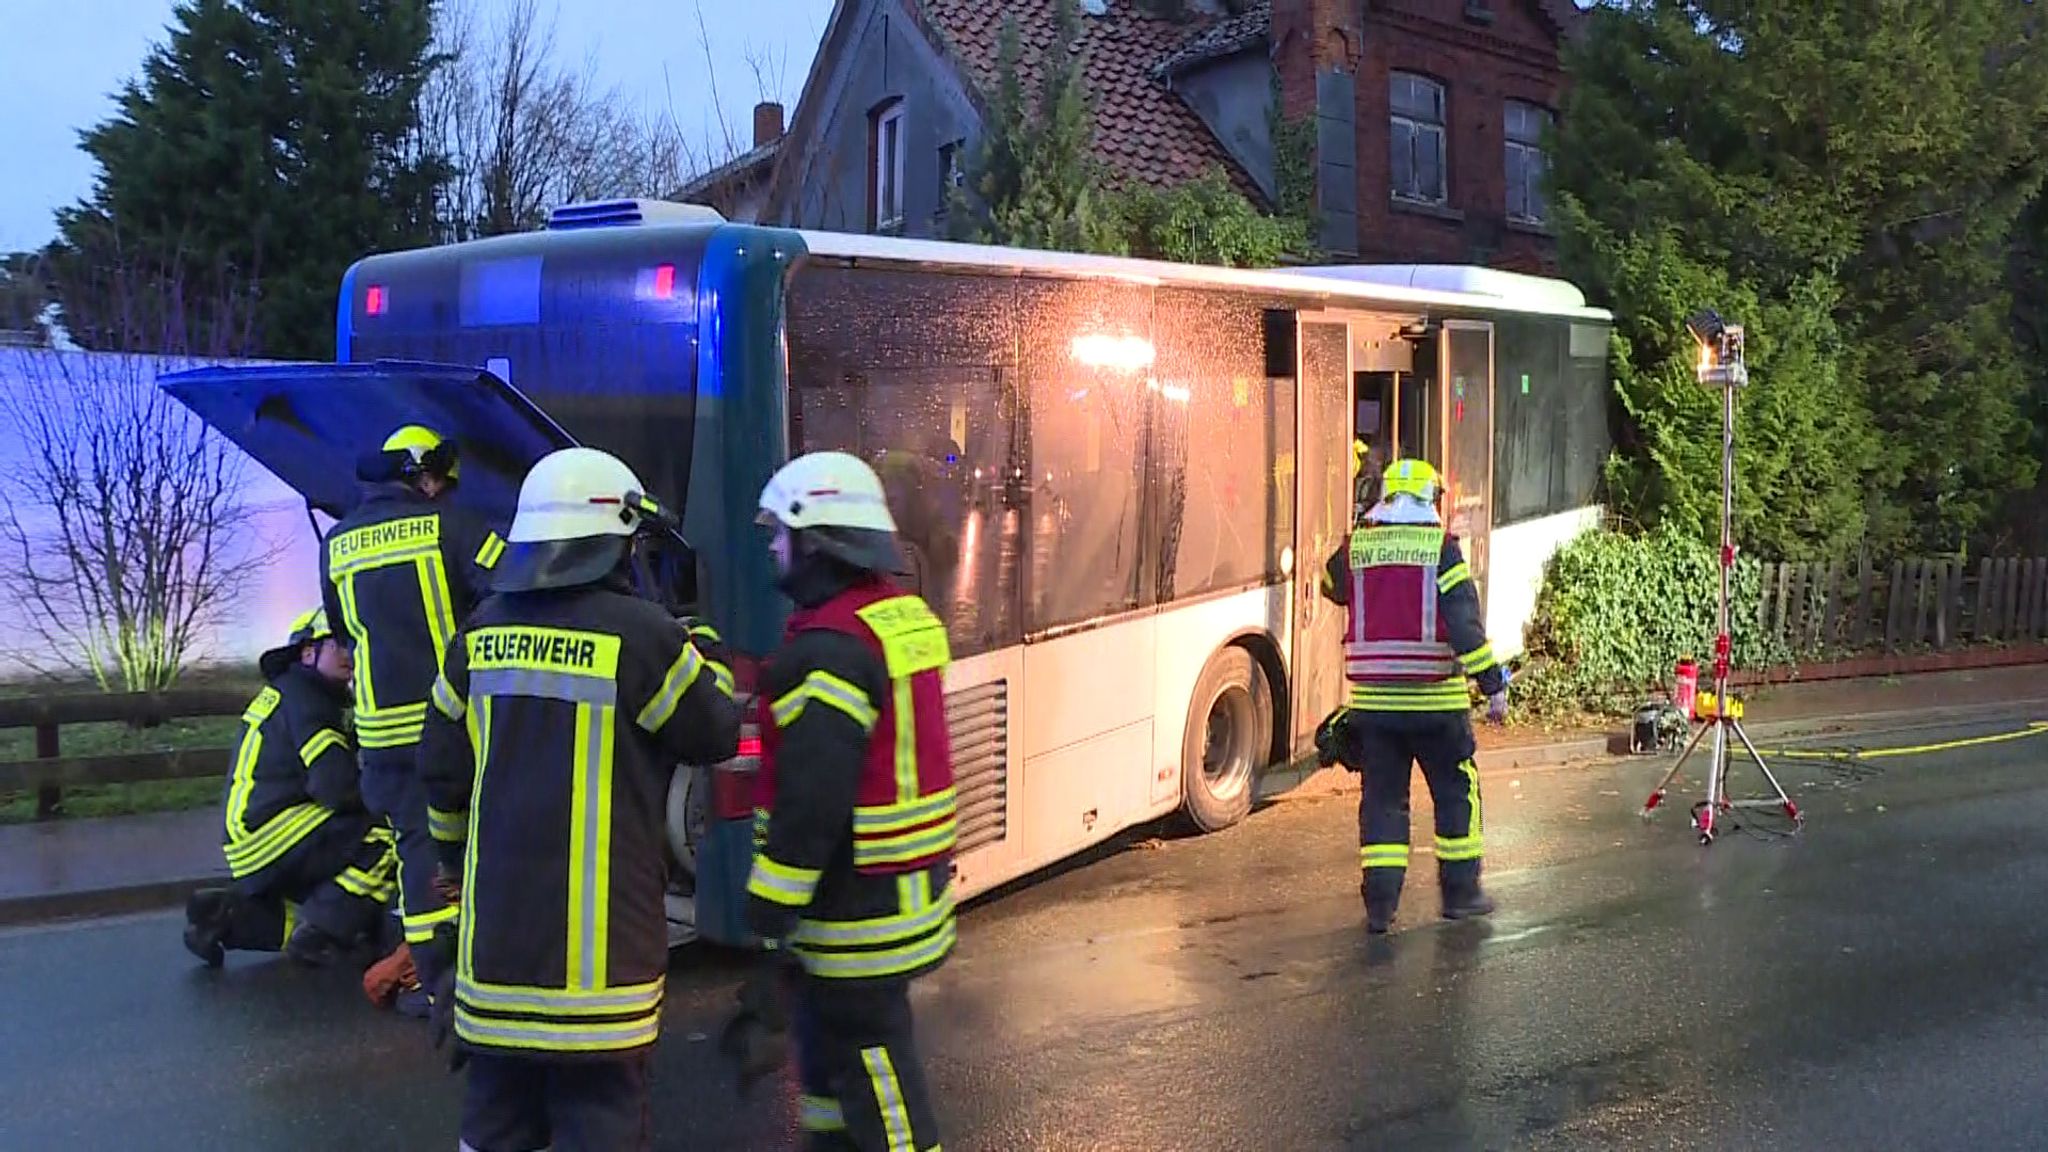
[723,450,956,1152]
[183,608,398,967]
[415,447,740,1152]
[1318,458,1510,935]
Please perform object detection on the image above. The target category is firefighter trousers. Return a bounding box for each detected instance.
[361,746,454,984]
[794,976,942,1152]
[1346,709,1485,916]
[458,1050,652,1152]
[202,817,396,953]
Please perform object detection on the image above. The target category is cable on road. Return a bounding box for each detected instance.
[1694,721,2048,841]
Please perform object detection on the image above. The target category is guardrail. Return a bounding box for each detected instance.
[0,690,244,819]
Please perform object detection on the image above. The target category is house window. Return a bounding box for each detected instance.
[935,139,965,217]
[1505,100,1552,225]
[872,100,906,231]
[1390,73,1447,206]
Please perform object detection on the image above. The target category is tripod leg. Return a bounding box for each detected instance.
[1640,716,1712,818]
[1730,718,1804,826]
[1698,721,1727,844]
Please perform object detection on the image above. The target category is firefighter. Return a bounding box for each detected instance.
[721,449,957,1152]
[1319,458,1510,935]
[319,424,503,1000]
[182,608,399,967]
[415,446,739,1152]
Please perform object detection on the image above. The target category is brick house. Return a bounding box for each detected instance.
[760,0,1579,273]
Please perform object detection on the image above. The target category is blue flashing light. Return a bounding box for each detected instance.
[336,261,360,361]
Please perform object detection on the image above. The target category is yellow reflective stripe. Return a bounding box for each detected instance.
[330,539,442,579]
[566,702,617,993]
[800,1094,847,1133]
[357,723,426,749]
[1360,843,1411,869]
[240,687,282,727]
[458,975,663,1017]
[455,1007,661,1053]
[1436,834,1484,862]
[224,803,334,876]
[747,855,824,907]
[772,670,879,731]
[335,851,398,902]
[457,694,491,978]
[1458,644,1497,674]
[1348,681,1471,712]
[404,903,459,945]
[891,678,916,801]
[222,711,268,842]
[335,574,377,712]
[861,1045,916,1152]
[795,892,955,948]
[635,643,705,733]
[431,674,466,720]
[1349,525,1445,566]
[297,728,347,767]
[419,555,457,671]
[357,702,430,728]
[707,660,735,698]
[474,532,506,570]
[852,787,958,834]
[852,819,958,868]
[1436,561,1472,593]
[799,919,956,980]
[428,805,468,844]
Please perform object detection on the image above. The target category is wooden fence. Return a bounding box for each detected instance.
[1755,556,2048,657]
[0,690,244,819]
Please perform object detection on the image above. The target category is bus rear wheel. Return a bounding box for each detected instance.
[1181,646,1272,833]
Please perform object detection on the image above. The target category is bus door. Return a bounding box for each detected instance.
[1290,319,1353,756]
[1440,320,1495,596]
[1350,315,1417,519]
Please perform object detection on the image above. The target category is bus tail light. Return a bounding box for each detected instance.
[712,719,761,821]
[365,284,388,315]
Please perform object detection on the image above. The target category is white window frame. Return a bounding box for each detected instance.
[1389,72,1448,207]
[874,102,906,232]
[1504,99,1552,225]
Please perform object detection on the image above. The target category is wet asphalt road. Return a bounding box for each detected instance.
[8,712,2048,1151]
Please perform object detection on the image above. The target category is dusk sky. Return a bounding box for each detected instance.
[0,0,830,252]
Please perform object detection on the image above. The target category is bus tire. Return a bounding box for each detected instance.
[665,765,705,880]
[1181,646,1271,833]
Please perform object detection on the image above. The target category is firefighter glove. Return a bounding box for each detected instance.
[426,923,466,1073]
[1485,692,1510,726]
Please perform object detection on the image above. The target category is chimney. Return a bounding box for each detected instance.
[753,102,786,150]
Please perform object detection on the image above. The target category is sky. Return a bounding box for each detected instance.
[0,0,830,253]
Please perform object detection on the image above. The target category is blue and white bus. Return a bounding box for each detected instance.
[162,199,1612,947]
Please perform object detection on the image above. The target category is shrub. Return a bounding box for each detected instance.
[1510,524,1791,720]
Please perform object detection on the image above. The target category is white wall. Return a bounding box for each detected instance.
[1486,504,1601,663]
[0,348,322,683]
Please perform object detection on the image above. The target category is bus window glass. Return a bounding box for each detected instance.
[784,263,1025,658]
[1493,316,1612,524]
[1562,322,1610,509]
[1016,277,1156,631]
[1149,289,1295,599]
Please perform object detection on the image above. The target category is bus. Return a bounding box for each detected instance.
[160,199,1613,948]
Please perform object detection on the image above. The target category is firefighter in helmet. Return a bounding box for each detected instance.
[182,607,399,967]
[1318,457,1509,934]
[319,424,505,1008]
[416,446,740,1151]
[722,450,956,1152]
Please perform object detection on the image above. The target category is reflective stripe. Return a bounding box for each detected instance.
[471,667,618,707]
[297,728,347,767]
[1346,657,1460,678]
[356,701,430,749]
[747,855,823,907]
[404,903,459,945]
[795,891,954,948]
[634,643,705,733]
[1419,563,1439,638]
[419,555,457,672]
[222,690,279,841]
[799,919,956,980]
[800,1094,847,1133]
[458,975,663,1017]
[1436,834,1484,862]
[771,670,879,731]
[427,805,467,844]
[1437,561,1472,593]
[890,679,916,800]
[862,1046,916,1152]
[1360,843,1411,869]
[1458,643,1498,675]
[707,660,735,698]
[431,674,466,720]
[565,703,616,992]
[224,802,334,877]
[454,1008,662,1053]
[334,575,377,712]
[474,532,506,569]
[331,539,441,579]
[853,787,957,834]
[1348,681,1471,712]
[852,818,958,869]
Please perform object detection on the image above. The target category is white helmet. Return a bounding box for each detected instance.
[496,447,659,592]
[756,451,901,573]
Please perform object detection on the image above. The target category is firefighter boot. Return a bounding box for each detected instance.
[284,921,347,968]
[1361,869,1404,935]
[183,887,233,967]
[1440,880,1496,922]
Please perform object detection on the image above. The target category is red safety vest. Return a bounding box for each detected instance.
[756,580,958,874]
[1342,524,1459,684]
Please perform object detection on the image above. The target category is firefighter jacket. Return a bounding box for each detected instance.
[221,665,367,882]
[747,574,958,985]
[416,578,740,1058]
[319,484,505,752]
[1320,524,1507,712]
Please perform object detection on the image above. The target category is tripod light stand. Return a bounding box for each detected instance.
[1639,310,1804,844]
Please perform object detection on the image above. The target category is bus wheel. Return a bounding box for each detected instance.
[1181,646,1271,833]
[665,765,706,880]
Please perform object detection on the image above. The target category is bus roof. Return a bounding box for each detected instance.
[796,229,1615,323]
